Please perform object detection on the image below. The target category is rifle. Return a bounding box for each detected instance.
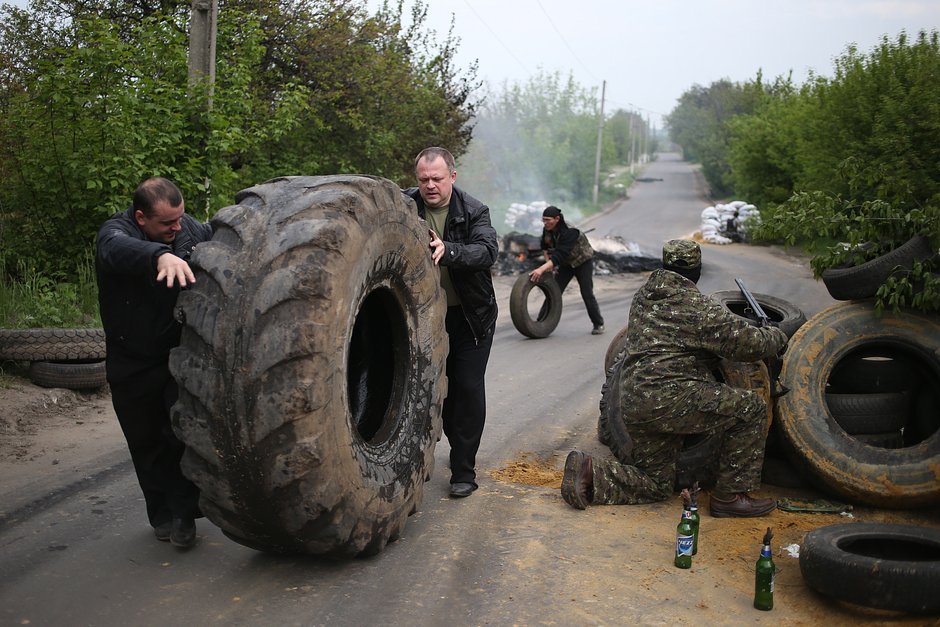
[734,278,790,398]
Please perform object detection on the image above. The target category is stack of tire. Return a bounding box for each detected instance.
[0,328,107,389]
[597,232,940,510]
[786,236,940,617]
[776,235,940,508]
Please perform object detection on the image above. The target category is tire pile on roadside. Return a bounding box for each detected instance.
[598,234,940,509]
[0,328,107,389]
[597,235,940,613]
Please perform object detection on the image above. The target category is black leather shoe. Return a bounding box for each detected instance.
[710,493,776,518]
[170,517,197,548]
[561,451,594,509]
[153,521,172,542]
[449,482,477,498]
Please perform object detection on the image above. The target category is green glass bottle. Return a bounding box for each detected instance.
[754,527,775,611]
[689,482,701,555]
[674,489,693,569]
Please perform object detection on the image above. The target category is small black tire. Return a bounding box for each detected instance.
[708,291,806,338]
[0,328,106,361]
[821,235,934,301]
[800,523,940,614]
[28,360,107,389]
[597,352,632,462]
[825,392,910,434]
[509,273,563,339]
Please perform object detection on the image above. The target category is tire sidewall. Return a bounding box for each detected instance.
[777,302,940,507]
[333,216,445,513]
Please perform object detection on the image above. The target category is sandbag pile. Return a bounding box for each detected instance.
[699,201,759,244]
[504,201,551,234]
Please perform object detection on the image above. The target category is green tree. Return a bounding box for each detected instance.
[234,0,478,185]
[798,30,940,206]
[457,70,636,227]
[666,78,765,196]
[725,75,808,208]
[0,0,478,281]
[751,31,940,314]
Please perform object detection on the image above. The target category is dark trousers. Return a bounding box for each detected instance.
[556,259,604,327]
[109,361,200,527]
[443,306,494,486]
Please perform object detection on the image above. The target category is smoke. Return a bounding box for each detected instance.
[456,110,585,235]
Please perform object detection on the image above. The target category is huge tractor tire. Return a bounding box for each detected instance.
[800,523,940,614]
[776,302,940,508]
[509,272,563,338]
[169,175,448,557]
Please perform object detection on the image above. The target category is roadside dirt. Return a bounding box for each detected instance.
[0,375,125,516]
[489,452,940,625]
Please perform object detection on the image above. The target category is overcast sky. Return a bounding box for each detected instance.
[373,0,940,128]
[5,0,937,128]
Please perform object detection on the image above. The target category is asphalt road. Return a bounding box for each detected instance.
[0,154,856,626]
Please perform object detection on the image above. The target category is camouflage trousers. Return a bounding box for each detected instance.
[593,383,768,505]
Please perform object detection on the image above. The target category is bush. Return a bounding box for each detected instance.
[0,251,100,328]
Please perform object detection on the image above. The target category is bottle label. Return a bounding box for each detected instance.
[676,535,694,556]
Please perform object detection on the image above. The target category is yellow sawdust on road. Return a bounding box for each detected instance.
[490,453,563,488]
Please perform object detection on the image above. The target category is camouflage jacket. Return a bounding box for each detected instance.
[621,269,788,420]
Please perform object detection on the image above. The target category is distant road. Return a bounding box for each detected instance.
[588,152,836,318]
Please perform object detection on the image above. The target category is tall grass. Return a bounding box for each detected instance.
[0,250,101,328]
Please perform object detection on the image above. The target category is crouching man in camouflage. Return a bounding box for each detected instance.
[561,239,788,517]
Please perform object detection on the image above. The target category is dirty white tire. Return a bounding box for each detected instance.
[776,302,940,507]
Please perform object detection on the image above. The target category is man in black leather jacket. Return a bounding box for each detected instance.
[404,147,498,498]
[96,176,213,547]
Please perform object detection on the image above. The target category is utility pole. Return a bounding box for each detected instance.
[187,0,218,104]
[630,111,638,174]
[187,0,218,217]
[592,80,606,206]
[641,114,649,165]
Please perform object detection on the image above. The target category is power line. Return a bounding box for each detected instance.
[461,0,529,75]
[533,0,599,84]
[458,1,666,119]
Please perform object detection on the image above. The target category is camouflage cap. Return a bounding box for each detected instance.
[662,239,702,268]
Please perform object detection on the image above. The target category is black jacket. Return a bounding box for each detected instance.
[405,186,498,341]
[95,207,213,382]
[541,222,580,268]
